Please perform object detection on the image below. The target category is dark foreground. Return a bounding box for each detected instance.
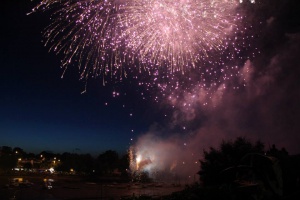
[0,175,184,200]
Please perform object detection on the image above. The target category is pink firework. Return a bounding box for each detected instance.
[121,0,239,71]
[30,0,240,80]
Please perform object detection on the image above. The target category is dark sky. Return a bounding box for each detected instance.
[1,0,300,156]
[0,0,159,155]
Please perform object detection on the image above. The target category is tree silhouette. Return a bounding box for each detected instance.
[0,147,17,172]
[266,144,300,196]
[97,150,119,175]
[13,147,24,155]
[23,162,33,170]
[0,146,13,155]
[198,137,265,186]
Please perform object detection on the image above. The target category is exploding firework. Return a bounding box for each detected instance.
[30,0,240,81]
[120,0,239,71]
[30,0,125,81]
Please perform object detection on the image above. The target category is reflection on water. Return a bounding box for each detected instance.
[1,176,185,200]
[43,178,54,189]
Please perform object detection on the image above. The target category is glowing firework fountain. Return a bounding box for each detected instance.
[128,134,201,183]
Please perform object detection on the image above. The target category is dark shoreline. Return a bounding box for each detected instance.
[0,174,184,200]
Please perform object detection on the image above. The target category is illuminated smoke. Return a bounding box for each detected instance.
[129,133,201,182]
[131,31,300,181]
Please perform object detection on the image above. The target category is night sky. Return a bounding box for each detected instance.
[0,0,158,155]
[1,0,300,158]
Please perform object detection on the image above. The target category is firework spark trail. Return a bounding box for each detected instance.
[30,0,126,80]
[30,0,259,121]
[120,0,238,71]
[30,0,240,81]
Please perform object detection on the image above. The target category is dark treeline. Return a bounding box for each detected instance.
[163,137,300,200]
[198,137,300,198]
[0,146,130,178]
[1,138,300,200]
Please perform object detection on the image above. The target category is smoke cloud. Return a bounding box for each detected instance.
[131,0,300,180]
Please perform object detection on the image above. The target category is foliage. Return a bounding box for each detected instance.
[197,138,300,199]
[266,145,300,196]
[13,147,24,155]
[0,145,129,177]
[23,162,33,170]
[198,137,265,186]
[0,154,17,172]
[97,150,119,175]
[0,146,13,155]
[0,146,17,172]
[55,153,94,173]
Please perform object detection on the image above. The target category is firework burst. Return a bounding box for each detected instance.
[30,0,240,80]
[120,0,239,71]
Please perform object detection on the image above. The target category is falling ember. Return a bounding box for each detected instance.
[30,0,241,81]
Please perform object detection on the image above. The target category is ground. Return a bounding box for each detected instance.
[0,174,184,200]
